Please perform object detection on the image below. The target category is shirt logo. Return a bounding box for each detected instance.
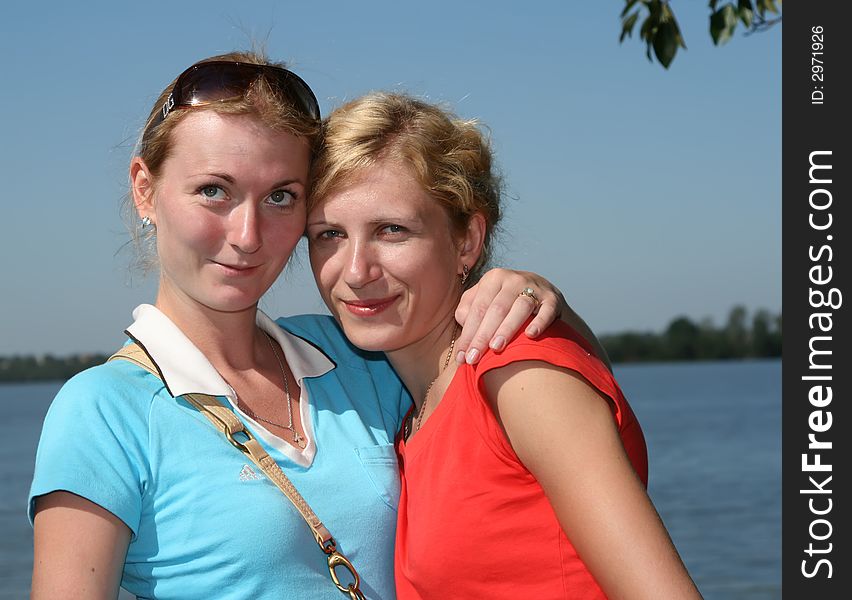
[239,464,262,481]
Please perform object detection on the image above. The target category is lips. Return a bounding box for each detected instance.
[212,261,260,275]
[341,296,398,316]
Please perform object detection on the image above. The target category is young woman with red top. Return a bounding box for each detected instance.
[307,93,704,599]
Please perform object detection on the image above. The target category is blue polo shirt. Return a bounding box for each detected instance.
[29,305,410,600]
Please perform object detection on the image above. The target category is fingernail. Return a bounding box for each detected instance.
[489,336,506,351]
[456,350,466,364]
[465,349,480,364]
[526,325,539,337]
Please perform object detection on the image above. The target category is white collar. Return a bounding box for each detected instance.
[125,304,333,399]
[125,304,333,467]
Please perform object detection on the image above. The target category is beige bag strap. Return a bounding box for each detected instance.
[108,343,366,599]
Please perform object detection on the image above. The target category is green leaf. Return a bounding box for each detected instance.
[620,0,642,18]
[756,0,780,16]
[653,21,679,68]
[710,4,738,45]
[659,4,687,48]
[738,0,754,26]
[620,11,641,42]
[639,14,655,42]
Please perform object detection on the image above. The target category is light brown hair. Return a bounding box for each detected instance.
[310,92,502,284]
[127,50,320,271]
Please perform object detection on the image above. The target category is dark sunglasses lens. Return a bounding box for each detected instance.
[178,64,257,106]
[276,72,321,120]
[178,63,319,119]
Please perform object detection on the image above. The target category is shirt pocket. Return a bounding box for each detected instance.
[353,444,401,512]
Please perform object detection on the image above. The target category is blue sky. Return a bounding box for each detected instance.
[0,1,780,355]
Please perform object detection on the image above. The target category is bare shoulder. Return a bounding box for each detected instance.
[480,360,621,469]
[481,359,616,427]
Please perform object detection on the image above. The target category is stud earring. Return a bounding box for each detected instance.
[460,264,470,286]
[141,216,152,229]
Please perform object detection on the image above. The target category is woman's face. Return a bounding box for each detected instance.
[134,111,310,315]
[307,160,475,353]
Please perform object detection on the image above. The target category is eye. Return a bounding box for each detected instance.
[316,229,344,241]
[380,224,407,236]
[267,189,296,208]
[199,185,226,200]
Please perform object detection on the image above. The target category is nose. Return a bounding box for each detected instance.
[343,240,381,289]
[228,202,262,254]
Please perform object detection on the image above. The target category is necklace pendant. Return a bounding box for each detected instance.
[292,430,306,448]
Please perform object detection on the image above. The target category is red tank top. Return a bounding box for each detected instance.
[394,321,648,599]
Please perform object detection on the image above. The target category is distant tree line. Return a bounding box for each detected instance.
[0,353,109,383]
[601,306,781,363]
[0,306,781,382]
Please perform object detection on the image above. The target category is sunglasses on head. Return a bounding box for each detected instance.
[148,60,321,131]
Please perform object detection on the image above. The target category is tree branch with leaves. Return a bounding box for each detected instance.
[620,0,782,68]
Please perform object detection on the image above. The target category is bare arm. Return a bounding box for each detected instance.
[32,491,131,600]
[483,362,702,600]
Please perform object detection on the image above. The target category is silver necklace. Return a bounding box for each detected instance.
[408,324,458,439]
[237,332,306,449]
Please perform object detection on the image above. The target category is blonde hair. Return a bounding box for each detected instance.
[127,50,320,271]
[310,92,502,284]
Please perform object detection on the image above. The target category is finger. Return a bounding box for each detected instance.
[454,286,474,331]
[458,287,519,364]
[487,294,541,351]
[524,299,559,338]
[454,269,512,354]
[455,292,501,363]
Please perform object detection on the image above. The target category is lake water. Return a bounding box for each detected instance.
[1,359,780,599]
